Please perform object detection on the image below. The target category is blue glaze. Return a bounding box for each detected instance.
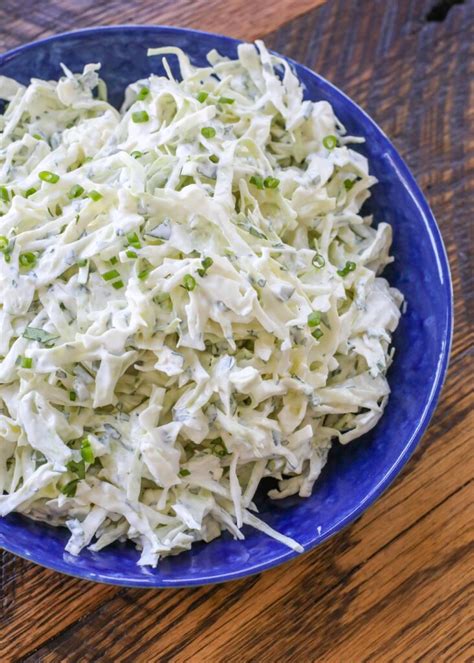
[0,26,453,587]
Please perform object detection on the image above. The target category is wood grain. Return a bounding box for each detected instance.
[1,1,473,661]
[0,0,326,51]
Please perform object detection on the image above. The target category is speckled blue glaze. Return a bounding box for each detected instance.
[0,26,453,587]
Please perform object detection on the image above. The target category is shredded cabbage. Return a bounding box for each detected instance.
[0,41,403,566]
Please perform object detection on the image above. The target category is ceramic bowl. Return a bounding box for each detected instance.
[0,26,452,587]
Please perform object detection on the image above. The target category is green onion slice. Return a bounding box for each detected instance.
[182,274,196,291]
[264,176,280,189]
[39,170,60,183]
[136,87,150,101]
[322,135,338,150]
[337,261,357,277]
[80,438,94,464]
[307,311,321,327]
[0,186,9,202]
[126,231,141,249]
[132,110,149,123]
[201,126,216,139]
[20,356,33,369]
[19,252,37,268]
[249,175,264,190]
[312,253,325,269]
[68,184,85,199]
[101,269,120,281]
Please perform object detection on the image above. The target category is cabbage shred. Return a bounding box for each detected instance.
[0,42,402,565]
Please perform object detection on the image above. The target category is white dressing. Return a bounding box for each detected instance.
[0,41,402,565]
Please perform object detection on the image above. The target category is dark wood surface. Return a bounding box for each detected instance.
[1,1,473,661]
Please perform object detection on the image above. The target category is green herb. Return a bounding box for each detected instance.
[0,186,9,203]
[138,268,150,280]
[218,96,235,105]
[23,327,59,345]
[132,110,149,123]
[68,184,85,199]
[197,256,213,277]
[126,250,137,259]
[88,190,103,201]
[77,259,87,267]
[209,154,219,163]
[136,87,150,101]
[312,252,325,269]
[66,460,86,479]
[307,311,321,327]
[20,356,33,369]
[343,178,355,191]
[32,133,43,140]
[3,253,11,263]
[19,252,37,269]
[179,468,191,477]
[61,479,79,497]
[80,438,94,464]
[201,126,216,139]
[24,187,37,198]
[126,231,141,249]
[102,269,120,282]
[69,391,77,401]
[210,437,228,457]
[109,256,118,265]
[248,225,267,239]
[322,135,338,150]
[337,261,357,277]
[39,170,60,183]
[249,175,264,190]
[197,91,209,103]
[264,176,280,189]
[312,328,324,340]
[112,279,124,289]
[0,235,8,252]
[182,274,196,291]
[202,256,214,270]
[131,150,143,159]
[67,459,86,479]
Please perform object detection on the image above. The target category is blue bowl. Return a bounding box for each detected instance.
[0,26,452,587]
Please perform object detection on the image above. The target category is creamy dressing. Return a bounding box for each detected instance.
[0,42,402,565]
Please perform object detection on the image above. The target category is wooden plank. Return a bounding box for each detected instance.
[1,0,473,661]
[19,381,473,662]
[0,0,326,52]
[0,557,117,658]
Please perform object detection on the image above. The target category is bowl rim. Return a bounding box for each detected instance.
[0,24,453,588]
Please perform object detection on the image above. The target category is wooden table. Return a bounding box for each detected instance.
[1,1,472,661]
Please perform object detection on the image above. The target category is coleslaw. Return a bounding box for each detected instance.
[0,41,402,565]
